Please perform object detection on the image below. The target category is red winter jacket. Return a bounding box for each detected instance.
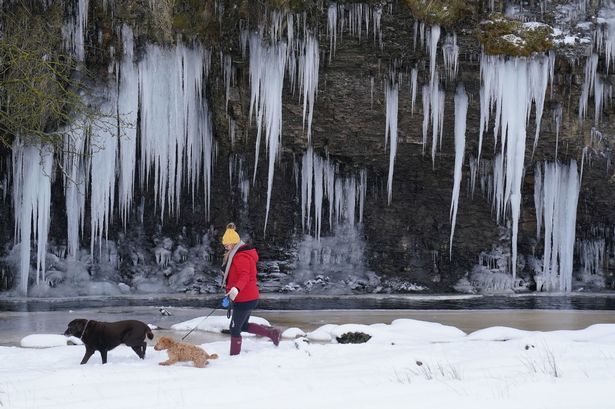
[225,245,260,302]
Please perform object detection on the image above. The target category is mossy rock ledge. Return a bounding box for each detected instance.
[477,13,554,57]
[404,0,473,28]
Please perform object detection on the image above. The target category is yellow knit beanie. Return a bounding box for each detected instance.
[222,222,241,245]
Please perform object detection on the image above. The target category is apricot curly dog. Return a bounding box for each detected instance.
[154,336,218,368]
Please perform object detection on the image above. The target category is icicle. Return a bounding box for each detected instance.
[476,57,494,166]
[534,163,543,241]
[325,159,337,229]
[364,5,370,41]
[313,155,324,240]
[421,25,445,167]
[384,77,398,205]
[223,53,232,113]
[327,4,337,62]
[548,51,555,98]
[62,0,89,62]
[270,11,285,42]
[334,178,343,225]
[530,55,550,157]
[580,146,588,183]
[359,169,366,224]
[240,26,249,59]
[427,25,441,87]
[492,154,504,225]
[442,33,459,81]
[345,177,357,226]
[292,43,300,99]
[63,131,87,259]
[553,103,563,160]
[431,73,445,166]
[328,3,385,53]
[410,67,418,115]
[370,76,374,109]
[90,90,118,256]
[578,54,598,123]
[301,34,319,143]
[449,85,468,253]
[138,43,213,221]
[229,154,250,207]
[373,6,382,49]
[469,156,477,198]
[12,140,54,294]
[538,161,580,292]
[421,85,430,156]
[248,32,287,233]
[240,172,249,206]
[541,162,556,291]
[449,85,468,257]
[117,25,138,227]
[348,3,359,39]
[419,22,425,49]
[301,149,365,237]
[229,155,235,193]
[594,74,605,124]
[287,14,295,57]
[301,147,314,232]
[599,2,615,73]
[577,239,605,276]
[479,54,552,282]
[479,158,494,202]
[1,160,9,204]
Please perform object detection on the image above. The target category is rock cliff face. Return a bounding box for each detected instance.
[1,0,614,296]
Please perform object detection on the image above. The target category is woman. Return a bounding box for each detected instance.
[221,222,281,355]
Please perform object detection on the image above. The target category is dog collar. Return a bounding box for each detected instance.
[80,320,90,339]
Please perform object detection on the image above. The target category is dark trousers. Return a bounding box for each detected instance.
[229,300,258,337]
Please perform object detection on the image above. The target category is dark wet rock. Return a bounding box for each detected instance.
[336,332,372,344]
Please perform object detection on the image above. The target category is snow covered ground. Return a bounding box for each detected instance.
[1,315,615,409]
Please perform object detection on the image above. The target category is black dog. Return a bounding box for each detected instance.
[64,319,154,364]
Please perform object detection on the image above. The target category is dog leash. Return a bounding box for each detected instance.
[181,297,232,341]
[79,320,90,339]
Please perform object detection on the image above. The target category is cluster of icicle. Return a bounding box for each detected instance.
[243,10,320,232]
[384,23,459,205]
[579,2,615,125]
[61,0,89,62]
[474,53,553,282]
[13,26,215,294]
[576,238,605,277]
[12,142,53,295]
[534,161,580,292]
[10,1,604,295]
[438,32,578,292]
[300,147,367,241]
[327,2,383,62]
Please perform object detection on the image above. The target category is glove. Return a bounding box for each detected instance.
[226,287,239,301]
[221,296,230,309]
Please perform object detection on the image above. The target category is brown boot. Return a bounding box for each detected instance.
[230,336,242,355]
[247,323,281,346]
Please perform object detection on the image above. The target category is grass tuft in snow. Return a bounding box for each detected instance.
[396,360,462,383]
[521,345,561,378]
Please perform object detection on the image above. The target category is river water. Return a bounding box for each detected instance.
[1,293,615,347]
[3,292,615,311]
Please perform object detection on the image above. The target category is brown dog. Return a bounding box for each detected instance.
[64,318,153,364]
[154,336,218,368]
